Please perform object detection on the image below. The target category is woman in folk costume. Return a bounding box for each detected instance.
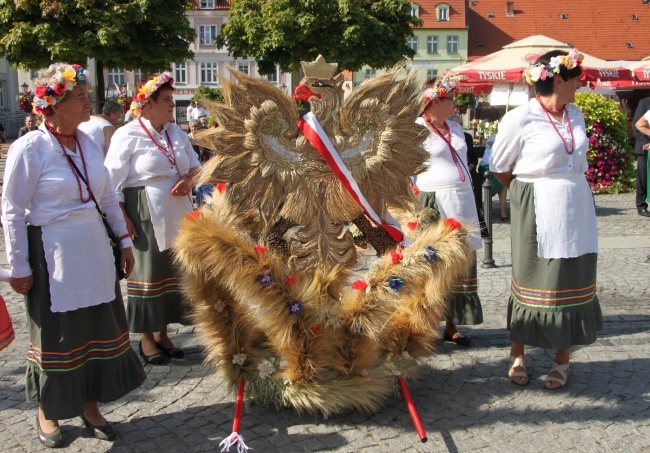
[414,76,484,346]
[491,49,602,389]
[105,73,201,365]
[1,63,145,448]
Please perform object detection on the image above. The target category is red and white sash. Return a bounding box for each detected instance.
[297,112,406,244]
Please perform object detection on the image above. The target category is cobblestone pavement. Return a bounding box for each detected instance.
[1,178,650,451]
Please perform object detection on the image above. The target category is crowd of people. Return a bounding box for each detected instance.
[0,49,617,447]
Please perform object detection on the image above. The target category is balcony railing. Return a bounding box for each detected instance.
[197,0,230,10]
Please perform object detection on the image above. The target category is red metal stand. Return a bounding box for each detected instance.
[398,377,428,443]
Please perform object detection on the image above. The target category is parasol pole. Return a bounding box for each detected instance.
[219,379,249,452]
[398,377,427,443]
[505,82,513,113]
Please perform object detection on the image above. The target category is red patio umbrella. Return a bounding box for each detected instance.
[629,58,650,82]
[448,35,631,84]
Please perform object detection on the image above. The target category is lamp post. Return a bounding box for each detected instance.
[21,83,28,93]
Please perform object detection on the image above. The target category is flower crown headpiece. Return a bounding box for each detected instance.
[32,64,87,115]
[523,48,584,85]
[130,72,174,117]
[423,74,466,107]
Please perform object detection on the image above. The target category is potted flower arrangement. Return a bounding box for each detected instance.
[454,93,476,115]
[18,91,32,114]
[574,93,634,194]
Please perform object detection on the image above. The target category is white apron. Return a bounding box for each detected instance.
[144,180,194,251]
[40,211,116,313]
[519,174,598,259]
[432,183,483,251]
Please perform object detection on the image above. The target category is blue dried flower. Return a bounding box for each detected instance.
[388,277,404,291]
[289,301,303,314]
[424,246,438,262]
[258,273,273,285]
[354,321,364,333]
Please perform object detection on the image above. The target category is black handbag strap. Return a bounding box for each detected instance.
[62,145,118,241]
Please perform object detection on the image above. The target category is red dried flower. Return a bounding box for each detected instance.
[285,274,297,287]
[254,245,266,256]
[446,218,462,230]
[352,280,368,292]
[390,249,403,264]
[407,221,419,231]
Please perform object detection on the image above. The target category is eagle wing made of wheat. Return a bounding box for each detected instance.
[338,65,430,216]
[195,69,303,228]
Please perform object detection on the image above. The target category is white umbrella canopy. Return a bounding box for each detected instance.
[447,35,631,83]
[628,57,650,82]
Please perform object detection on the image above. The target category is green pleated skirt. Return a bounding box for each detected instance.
[25,226,146,420]
[418,191,483,326]
[507,179,603,349]
[123,187,190,333]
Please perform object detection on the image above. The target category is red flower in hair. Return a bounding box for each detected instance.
[53,83,67,96]
[34,86,48,98]
[71,64,82,70]
[446,218,462,230]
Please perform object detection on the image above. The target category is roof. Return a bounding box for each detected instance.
[415,0,468,29]
[467,1,650,61]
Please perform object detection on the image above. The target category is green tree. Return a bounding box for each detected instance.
[191,86,224,104]
[218,0,423,75]
[0,0,196,101]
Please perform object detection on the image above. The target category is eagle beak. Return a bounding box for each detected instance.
[293,85,322,102]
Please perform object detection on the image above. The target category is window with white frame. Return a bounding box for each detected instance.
[133,69,142,85]
[410,3,419,17]
[427,36,438,53]
[365,68,376,79]
[447,36,459,53]
[437,3,450,21]
[407,36,418,52]
[174,64,186,84]
[199,25,218,46]
[266,69,278,84]
[107,68,125,87]
[200,62,219,84]
[199,0,214,8]
[237,62,249,75]
[426,69,438,81]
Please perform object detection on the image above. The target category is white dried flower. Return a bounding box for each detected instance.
[257,359,275,379]
[232,353,246,366]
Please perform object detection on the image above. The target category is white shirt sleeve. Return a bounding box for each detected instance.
[96,167,133,249]
[105,130,134,203]
[1,137,42,277]
[490,107,525,174]
[644,110,650,123]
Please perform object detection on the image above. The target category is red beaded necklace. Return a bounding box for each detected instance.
[45,121,92,203]
[537,96,575,155]
[138,117,176,165]
[423,114,466,182]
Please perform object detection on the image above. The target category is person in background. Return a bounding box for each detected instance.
[190,100,208,121]
[0,268,14,352]
[415,77,483,346]
[106,72,201,366]
[449,114,487,237]
[18,114,39,137]
[2,63,144,447]
[491,49,602,389]
[0,121,6,143]
[78,100,122,155]
[633,98,650,216]
[479,133,509,222]
[199,116,209,129]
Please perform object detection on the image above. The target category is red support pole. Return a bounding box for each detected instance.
[232,379,245,433]
[398,377,427,443]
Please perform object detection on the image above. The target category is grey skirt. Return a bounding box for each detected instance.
[418,191,483,326]
[507,179,603,349]
[25,225,146,420]
[123,186,190,333]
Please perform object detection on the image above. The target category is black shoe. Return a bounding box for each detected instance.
[36,414,64,448]
[443,330,471,347]
[138,340,166,365]
[638,208,650,217]
[80,415,115,441]
[155,341,185,359]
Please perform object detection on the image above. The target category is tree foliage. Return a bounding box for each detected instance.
[218,0,423,75]
[0,0,196,74]
[191,86,224,104]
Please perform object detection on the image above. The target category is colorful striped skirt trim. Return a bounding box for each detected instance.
[451,276,478,295]
[511,278,596,309]
[127,277,183,298]
[0,329,15,352]
[27,331,132,372]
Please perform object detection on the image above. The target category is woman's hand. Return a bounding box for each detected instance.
[120,247,136,279]
[643,143,650,151]
[10,275,34,295]
[171,176,193,197]
[123,214,139,239]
